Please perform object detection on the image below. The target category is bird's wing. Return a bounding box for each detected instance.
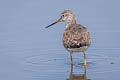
[63,24,91,48]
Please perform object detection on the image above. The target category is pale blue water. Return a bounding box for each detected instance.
[0,0,120,80]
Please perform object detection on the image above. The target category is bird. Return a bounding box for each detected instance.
[66,65,87,80]
[45,10,91,66]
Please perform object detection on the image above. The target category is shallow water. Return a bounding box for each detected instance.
[0,0,120,80]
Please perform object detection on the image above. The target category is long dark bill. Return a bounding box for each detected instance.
[45,18,61,28]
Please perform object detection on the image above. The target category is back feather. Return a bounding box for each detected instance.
[63,24,91,48]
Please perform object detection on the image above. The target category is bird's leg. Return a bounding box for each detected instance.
[70,63,73,75]
[83,51,87,66]
[70,52,74,65]
[84,65,87,75]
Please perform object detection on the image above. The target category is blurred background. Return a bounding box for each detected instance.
[0,0,120,80]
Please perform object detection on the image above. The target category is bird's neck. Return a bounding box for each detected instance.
[66,20,76,28]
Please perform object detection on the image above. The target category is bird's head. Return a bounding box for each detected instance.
[45,10,76,28]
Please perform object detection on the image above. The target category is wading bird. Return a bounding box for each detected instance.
[45,10,91,66]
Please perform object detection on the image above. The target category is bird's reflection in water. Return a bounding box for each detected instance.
[66,65,90,80]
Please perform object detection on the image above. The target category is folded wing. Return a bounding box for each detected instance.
[63,24,91,49]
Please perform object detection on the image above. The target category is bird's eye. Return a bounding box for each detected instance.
[62,14,65,17]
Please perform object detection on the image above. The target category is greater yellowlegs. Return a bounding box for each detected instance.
[45,10,91,66]
[67,65,87,80]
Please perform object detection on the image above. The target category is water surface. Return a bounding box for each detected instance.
[0,0,120,80]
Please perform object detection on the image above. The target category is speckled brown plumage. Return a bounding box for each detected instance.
[63,24,91,50]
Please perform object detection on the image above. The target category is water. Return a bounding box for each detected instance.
[0,0,120,80]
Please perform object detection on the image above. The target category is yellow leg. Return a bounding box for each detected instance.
[70,52,74,65]
[83,51,87,66]
[84,58,87,66]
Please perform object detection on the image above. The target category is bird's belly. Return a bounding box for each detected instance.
[66,46,88,52]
